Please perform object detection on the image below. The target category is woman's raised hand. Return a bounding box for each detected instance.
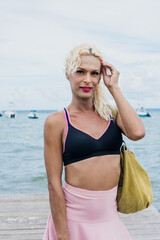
[101,61,120,93]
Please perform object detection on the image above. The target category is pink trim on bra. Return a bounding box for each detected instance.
[63,109,69,153]
[65,108,111,140]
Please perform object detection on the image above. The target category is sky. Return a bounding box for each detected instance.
[0,0,160,110]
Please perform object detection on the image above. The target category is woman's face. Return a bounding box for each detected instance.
[67,55,101,99]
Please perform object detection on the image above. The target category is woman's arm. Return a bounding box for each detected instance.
[44,113,70,240]
[101,61,145,141]
[111,86,145,140]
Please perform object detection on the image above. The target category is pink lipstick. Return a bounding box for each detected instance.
[81,87,92,92]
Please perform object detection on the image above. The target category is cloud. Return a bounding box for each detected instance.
[0,0,160,109]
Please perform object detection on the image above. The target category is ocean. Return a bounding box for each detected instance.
[0,109,159,212]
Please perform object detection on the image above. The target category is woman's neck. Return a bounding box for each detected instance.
[69,96,94,112]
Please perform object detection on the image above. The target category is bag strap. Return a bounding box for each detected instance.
[121,139,128,151]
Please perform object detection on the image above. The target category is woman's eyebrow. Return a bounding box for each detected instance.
[77,68,85,70]
[78,67,100,72]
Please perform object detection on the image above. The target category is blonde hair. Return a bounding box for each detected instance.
[65,43,117,121]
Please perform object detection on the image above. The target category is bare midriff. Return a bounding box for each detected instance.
[65,154,120,191]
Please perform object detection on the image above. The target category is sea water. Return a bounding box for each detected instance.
[0,109,159,212]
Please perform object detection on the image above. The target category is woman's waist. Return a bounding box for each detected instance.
[65,155,120,191]
[63,181,118,222]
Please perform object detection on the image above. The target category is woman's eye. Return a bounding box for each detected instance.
[92,72,99,76]
[76,70,84,74]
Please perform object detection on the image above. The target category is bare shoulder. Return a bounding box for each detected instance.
[44,110,64,128]
[44,110,65,141]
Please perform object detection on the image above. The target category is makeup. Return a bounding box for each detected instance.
[81,87,92,92]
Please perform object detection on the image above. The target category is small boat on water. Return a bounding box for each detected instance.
[0,111,3,117]
[136,106,151,117]
[4,102,17,118]
[27,110,39,119]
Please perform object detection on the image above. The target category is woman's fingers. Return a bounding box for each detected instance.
[101,61,115,73]
[101,61,120,76]
[102,65,107,76]
[101,61,113,67]
[101,64,112,76]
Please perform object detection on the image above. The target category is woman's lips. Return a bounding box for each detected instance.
[80,87,92,92]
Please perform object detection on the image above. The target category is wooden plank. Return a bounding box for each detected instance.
[0,193,160,240]
[0,233,43,240]
[0,193,48,202]
[119,205,160,239]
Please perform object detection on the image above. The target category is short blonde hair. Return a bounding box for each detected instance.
[65,43,117,121]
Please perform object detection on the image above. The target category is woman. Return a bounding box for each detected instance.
[43,43,145,240]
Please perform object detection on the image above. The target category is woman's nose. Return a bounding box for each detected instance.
[84,73,91,83]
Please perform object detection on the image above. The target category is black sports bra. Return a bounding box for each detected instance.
[62,108,122,166]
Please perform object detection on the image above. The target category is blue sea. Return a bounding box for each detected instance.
[0,109,159,212]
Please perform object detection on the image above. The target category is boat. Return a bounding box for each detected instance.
[136,106,151,117]
[27,110,39,119]
[4,102,17,118]
[0,111,3,117]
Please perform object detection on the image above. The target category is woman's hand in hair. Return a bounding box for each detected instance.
[101,61,120,93]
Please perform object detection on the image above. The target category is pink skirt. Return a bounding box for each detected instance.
[43,181,131,240]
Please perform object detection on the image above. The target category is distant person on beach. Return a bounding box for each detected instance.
[42,43,145,240]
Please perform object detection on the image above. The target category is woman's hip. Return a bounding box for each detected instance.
[62,181,119,223]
